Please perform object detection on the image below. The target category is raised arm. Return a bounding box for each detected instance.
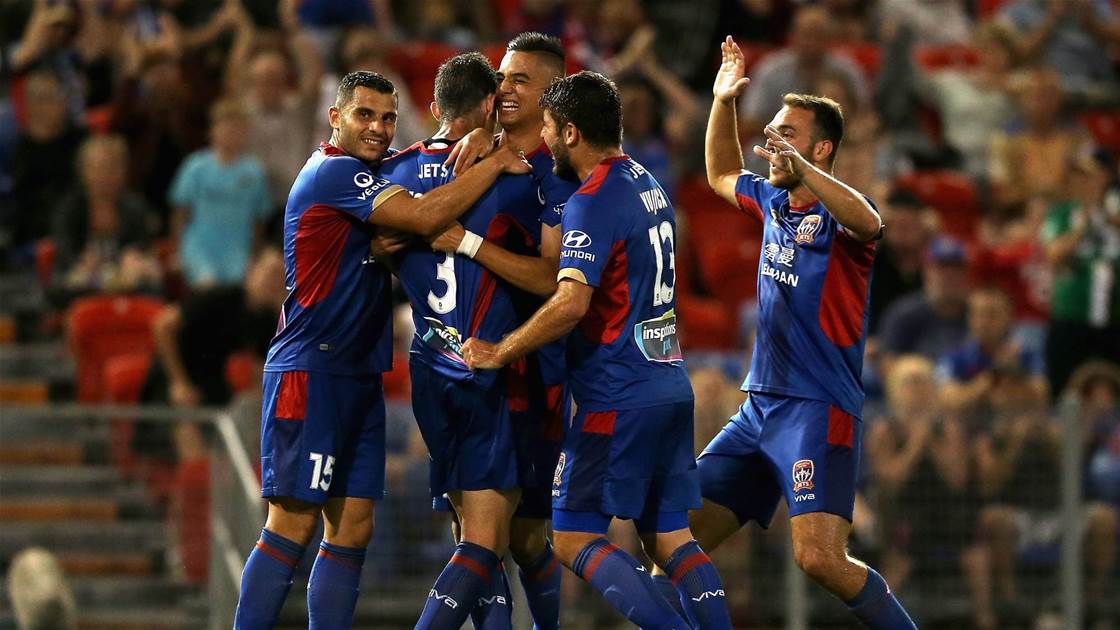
[369,144,530,237]
[706,36,752,206]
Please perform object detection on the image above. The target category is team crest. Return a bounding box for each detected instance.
[553,453,566,486]
[792,459,815,492]
[795,215,822,245]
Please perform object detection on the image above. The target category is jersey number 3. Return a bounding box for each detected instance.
[648,221,676,306]
[428,254,456,314]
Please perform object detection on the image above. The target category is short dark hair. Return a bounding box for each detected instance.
[434,52,498,122]
[782,93,844,166]
[507,32,566,68]
[336,70,395,108]
[539,71,622,148]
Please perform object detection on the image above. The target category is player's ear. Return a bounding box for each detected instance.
[812,139,833,166]
[429,101,441,123]
[563,122,579,147]
[328,105,341,130]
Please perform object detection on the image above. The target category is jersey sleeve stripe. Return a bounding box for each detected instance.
[818,231,875,347]
[558,268,588,284]
[371,184,407,210]
[735,192,764,221]
[579,242,630,344]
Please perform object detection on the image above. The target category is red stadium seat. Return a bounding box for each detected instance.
[224,351,258,395]
[977,0,1010,19]
[894,170,980,242]
[35,238,56,288]
[103,353,152,475]
[697,236,762,310]
[390,40,462,111]
[731,40,778,74]
[676,293,736,350]
[834,43,882,80]
[914,44,980,71]
[1079,110,1120,153]
[67,295,165,403]
[481,42,508,67]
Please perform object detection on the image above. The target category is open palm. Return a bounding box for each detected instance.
[713,35,751,103]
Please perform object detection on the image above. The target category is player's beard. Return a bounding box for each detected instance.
[550,142,579,181]
[768,163,801,190]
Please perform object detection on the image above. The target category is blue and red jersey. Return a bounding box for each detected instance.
[733,171,877,417]
[379,139,545,385]
[264,143,405,376]
[557,155,693,411]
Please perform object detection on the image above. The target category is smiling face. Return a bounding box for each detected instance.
[542,109,577,180]
[497,50,559,133]
[329,87,397,162]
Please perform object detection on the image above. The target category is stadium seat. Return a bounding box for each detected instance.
[977,0,1010,19]
[697,236,762,310]
[67,295,165,403]
[914,44,980,71]
[481,42,507,67]
[390,40,462,111]
[676,293,736,350]
[894,170,980,242]
[103,353,152,475]
[224,351,258,395]
[35,238,56,288]
[834,42,882,79]
[1079,110,1120,153]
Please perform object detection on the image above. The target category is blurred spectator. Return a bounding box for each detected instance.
[8,0,112,125]
[51,134,160,297]
[317,27,429,148]
[989,67,1090,212]
[812,69,890,201]
[937,287,1048,420]
[878,236,971,365]
[880,20,1021,177]
[404,0,482,49]
[490,0,569,40]
[877,0,973,45]
[868,189,935,334]
[135,246,284,461]
[997,0,1120,106]
[865,356,977,618]
[6,547,77,630]
[1069,361,1120,507]
[169,99,272,287]
[740,5,868,141]
[8,71,86,249]
[110,12,215,232]
[720,0,796,46]
[1041,147,1120,396]
[224,5,323,210]
[819,0,874,44]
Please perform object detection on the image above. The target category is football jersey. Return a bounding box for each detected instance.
[379,139,544,385]
[524,141,579,386]
[557,155,693,411]
[733,171,877,417]
[265,143,405,376]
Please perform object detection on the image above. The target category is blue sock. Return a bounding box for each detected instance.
[517,543,561,630]
[571,538,689,630]
[844,567,917,629]
[651,573,688,622]
[415,541,500,630]
[233,529,305,630]
[469,561,513,630]
[307,541,366,629]
[664,541,732,630]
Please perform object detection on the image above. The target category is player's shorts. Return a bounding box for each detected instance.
[410,361,520,497]
[552,399,701,521]
[513,381,569,519]
[260,370,386,504]
[697,392,861,526]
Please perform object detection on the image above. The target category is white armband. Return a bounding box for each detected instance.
[456,230,484,259]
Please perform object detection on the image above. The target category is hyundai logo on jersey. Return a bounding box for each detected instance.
[562,230,592,248]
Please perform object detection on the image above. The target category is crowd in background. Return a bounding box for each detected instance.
[1,0,1119,627]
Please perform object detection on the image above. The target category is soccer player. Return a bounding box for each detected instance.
[233,70,528,630]
[677,37,916,629]
[377,51,549,630]
[427,32,576,630]
[463,71,732,630]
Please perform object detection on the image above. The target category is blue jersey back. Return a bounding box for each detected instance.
[557,155,693,411]
[379,140,544,384]
[734,172,876,417]
[265,143,406,376]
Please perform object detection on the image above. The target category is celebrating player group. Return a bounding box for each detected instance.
[232,32,918,630]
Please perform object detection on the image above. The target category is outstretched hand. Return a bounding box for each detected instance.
[713,35,751,103]
[461,338,505,370]
[753,125,811,177]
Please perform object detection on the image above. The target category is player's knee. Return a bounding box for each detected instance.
[509,520,548,565]
[551,531,595,570]
[792,540,844,583]
[265,497,322,545]
[689,500,740,551]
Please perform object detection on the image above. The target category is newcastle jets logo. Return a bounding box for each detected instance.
[795,215,822,245]
[792,459,815,492]
[563,230,592,249]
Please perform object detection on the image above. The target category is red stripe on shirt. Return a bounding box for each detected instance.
[581,411,616,435]
[294,204,352,308]
[818,230,875,348]
[827,406,854,448]
[579,241,629,344]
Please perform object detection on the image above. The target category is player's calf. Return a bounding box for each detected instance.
[234,498,320,630]
[640,519,732,630]
[510,517,560,630]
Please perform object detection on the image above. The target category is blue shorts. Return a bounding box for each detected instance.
[552,400,701,521]
[513,379,569,519]
[260,370,386,504]
[697,392,861,527]
[410,361,519,497]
